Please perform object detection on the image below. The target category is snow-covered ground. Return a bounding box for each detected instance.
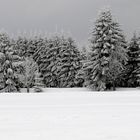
[0,88,140,140]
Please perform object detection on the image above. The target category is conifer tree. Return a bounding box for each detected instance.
[84,9,127,91]
[34,36,61,87]
[0,33,24,92]
[127,34,140,87]
[33,35,82,87]
[59,37,82,87]
[75,47,88,87]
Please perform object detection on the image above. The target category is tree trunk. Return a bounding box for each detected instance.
[27,86,30,93]
[113,80,116,91]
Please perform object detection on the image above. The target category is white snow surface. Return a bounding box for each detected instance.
[0,88,140,140]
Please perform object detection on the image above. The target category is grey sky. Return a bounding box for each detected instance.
[0,0,140,46]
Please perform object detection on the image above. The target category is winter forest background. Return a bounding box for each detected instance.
[1,1,140,140]
[0,8,140,92]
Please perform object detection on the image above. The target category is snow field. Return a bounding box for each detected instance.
[0,88,140,140]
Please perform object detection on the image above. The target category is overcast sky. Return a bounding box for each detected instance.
[0,0,140,46]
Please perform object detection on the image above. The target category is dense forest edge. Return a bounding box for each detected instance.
[0,9,140,92]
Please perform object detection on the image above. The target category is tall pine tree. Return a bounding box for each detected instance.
[84,9,127,91]
[59,37,82,87]
[34,36,61,87]
[0,33,24,92]
[127,33,140,87]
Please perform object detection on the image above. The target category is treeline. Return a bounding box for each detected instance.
[0,9,140,92]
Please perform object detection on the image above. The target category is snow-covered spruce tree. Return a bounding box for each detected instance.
[84,9,127,91]
[0,33,9,91]
[126,33,140,87]
[33,35,82,87]
[0,33,24,92]
[127,34,140,87]
[33,36,60,87]
[74,47,87,87]
[58,37,82,87]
